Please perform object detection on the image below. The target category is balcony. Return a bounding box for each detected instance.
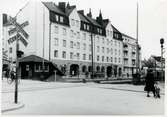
[124,54,128,59]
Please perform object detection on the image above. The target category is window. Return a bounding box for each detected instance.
[111,48,113,55]
[110,31,112,37]
[44,65,49,72]
[63,40,66,47]
[107,39,109,45]
[132,60,135,65]
[102,38,105,44]
[77,42,80,49]
[62,51,66,58]
[55,15,59,21]
[83,54,86,60]
[70,52,73,59]
[111,40,113,45]
[9,47,12,53]
[119,42,120,47]
[77,32,80,39]
[54,38,59,46]
[87,25,89,30]
[115,40,117,46]
[100,29,102,34]
[119,58,121,63]
[115,57,117,63]
[89,34,91,41]
[54,50,58,57]
[97,55,99,61]
[97,46,100,52]
[102,56,104,62]
[89,44,91,52]
[60,16,63,23]
[35,64,41,72]
[102,47,105,53]
[119,50,121,55]
[70,41,73,48]
[115,49,117,55]
[63,28,66,35]
[107,48,109,54]
[97,36,99,43]
[71,19,75,26]
[83,33,86,40]
[83,43,86,50]
[77,53,80,60]
[70,30,73,37]
[107,57,109,62]
[84,24,86,30]
[111,57,113,62]
[54,26,59,34]
[76,20,79,27]
[89,54,92,60]
[97,28,99,33]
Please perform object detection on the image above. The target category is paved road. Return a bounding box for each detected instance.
[2,79,165,115]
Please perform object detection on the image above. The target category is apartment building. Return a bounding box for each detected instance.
[122,33,141,78]
[2,1,140,79]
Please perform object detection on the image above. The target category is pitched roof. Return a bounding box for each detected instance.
[66,5,76,16]
[19,55,50,63]
[19,55,64,75]
[43,2,66,16]
[85,16,101,27]
[111,24,120,33]
[77,12,90,23]
[121,33,136,40]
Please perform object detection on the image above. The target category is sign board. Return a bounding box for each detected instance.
[8,33,28,47]
[18,33,28,46]
[8,16,29,47]
[8,21,29,36]
[9,16,29,39]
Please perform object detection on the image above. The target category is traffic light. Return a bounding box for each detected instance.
[17,50,24,58]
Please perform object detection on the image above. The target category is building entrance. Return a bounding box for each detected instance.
[70,64,79,76]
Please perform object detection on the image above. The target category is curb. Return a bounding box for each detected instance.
[1,102,25,113]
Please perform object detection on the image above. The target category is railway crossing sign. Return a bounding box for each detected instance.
[8,17,29,46]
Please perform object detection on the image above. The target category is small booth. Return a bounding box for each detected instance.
[19,55,64,81]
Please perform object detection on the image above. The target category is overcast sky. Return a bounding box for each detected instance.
[1,0,167,59]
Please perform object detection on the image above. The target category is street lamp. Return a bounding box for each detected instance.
[160,38,164,81]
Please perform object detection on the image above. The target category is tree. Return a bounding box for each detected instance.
[142,58,156,68]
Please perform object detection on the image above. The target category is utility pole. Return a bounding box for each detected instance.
[42,5,45,80]
[136,2,140,74]
[91,25,94,79]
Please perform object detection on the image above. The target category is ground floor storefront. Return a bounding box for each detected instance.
[123,66,136,78]
[51,59,124,79]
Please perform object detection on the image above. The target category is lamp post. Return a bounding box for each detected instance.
[160,38,164,81]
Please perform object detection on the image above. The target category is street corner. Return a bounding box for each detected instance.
[1,101,25,113]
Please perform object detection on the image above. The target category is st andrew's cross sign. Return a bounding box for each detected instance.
[8,17,29,47]
[8,33,28,46]
[8,21,29,36]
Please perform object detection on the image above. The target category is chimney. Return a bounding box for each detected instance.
[78,10,84,15]
[66,2,70,8]
[58,2,66,13]
[87,8,92,18]
[3,14,8,25]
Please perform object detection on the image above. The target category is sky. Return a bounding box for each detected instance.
[0,0,167,59]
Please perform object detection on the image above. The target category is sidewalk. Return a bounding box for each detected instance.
[1,101,24,113]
